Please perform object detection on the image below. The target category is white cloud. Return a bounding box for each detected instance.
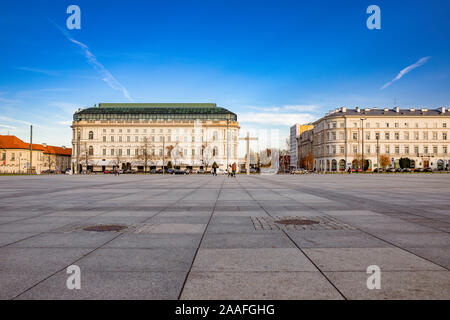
[14,67,58,76]
[48,102,78,115]
[246,104,319,112]
[381,56,431,90]
[54,23,132,101]
[238,112,316,126]
[283,104,318,112]
[56,120,72,126]
[0,124,16,130]
[0,116,32,126]
[246,106,281,112]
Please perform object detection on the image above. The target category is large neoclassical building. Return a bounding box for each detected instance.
[71,103,239,173]
[296,106,450,171]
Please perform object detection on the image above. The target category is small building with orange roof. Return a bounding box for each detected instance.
[0,135,72,173]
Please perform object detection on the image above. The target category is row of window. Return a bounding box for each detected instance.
[89,147,221,157]
[327,131,448,141]
[324,145,448,155]
[327,122,448,129]
[85,131,236,141]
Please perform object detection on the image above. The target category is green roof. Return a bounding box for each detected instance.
[99,103,217,108]
[74,103,237,121]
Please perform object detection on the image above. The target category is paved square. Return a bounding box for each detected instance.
[0,174,449,299]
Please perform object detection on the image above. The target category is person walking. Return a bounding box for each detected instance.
[232,162,237,178]
[213,166,217,176]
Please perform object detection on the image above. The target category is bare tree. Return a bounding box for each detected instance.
[113,149,122,171]
[80,142,93,173]
[169,143,183,167]
[136,137,154,173]
[201,141,214,172]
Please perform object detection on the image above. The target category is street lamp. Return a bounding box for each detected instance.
[360,118,366,172]
[376,134,380,173]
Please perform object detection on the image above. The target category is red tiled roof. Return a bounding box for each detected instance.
[0,135,71,155]
[43,145,72,156]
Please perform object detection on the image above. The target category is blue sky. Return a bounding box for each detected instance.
[0,0,449,153]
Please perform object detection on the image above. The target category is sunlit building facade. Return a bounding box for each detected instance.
[297,107,450,171]
[71,103,239,173]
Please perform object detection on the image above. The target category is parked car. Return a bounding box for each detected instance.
[424,167,432,172]
[291,168,308,174]
[395,168,402,172]
[386,168,396,173]
[184,168,192,174]
[402,168,412,172]
[172,169,186,175]
[166,168,175,174]
[415,168,423,172]
[197,169,205,174]
[103,170,113,174]
[123,169,134,174]
[155,169,163,173]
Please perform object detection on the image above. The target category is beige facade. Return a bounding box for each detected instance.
[71,103,239,173]
[0,135,71,174]
[297,107,450,171]
[290,124,314,168]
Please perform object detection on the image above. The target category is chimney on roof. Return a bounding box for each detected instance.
[62,146,66,149]
[421,108,428,112]
[355,107,360,113]
[42,143,47,147]
[410,108,415,112]
[395,106,400,113]
[440,106,446,114]
[341,106,347,112]
[364,108,370,112]
[384,108,389,112]
[373,107,377,110]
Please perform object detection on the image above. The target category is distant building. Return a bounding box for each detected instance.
[298,107,450,172]
[71,103,239,173]
[290,124,314,169]
[0,135,71,173]
[279,154,290,172]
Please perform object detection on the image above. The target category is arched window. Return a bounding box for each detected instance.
[213,147,219,156]
[88,146,93,156]
[331,159,337,171]
[88,131,94,140]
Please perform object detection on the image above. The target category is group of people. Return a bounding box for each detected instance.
[228,162,237,178]
[211,162,237,177]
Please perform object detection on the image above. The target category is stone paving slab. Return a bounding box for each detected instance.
[76,248,196,272]
[325,271,450,300]
[303,247,445,272]
[104,233,202,249]
[0,232,36,247]
[286,230,392,248]
[0,174,449,300]
[201,233,296,249]
[372,232,450,248]
[180,271,343,300]
[9,232,118,248]
[192,248,318,272]
[16,271,187,300]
